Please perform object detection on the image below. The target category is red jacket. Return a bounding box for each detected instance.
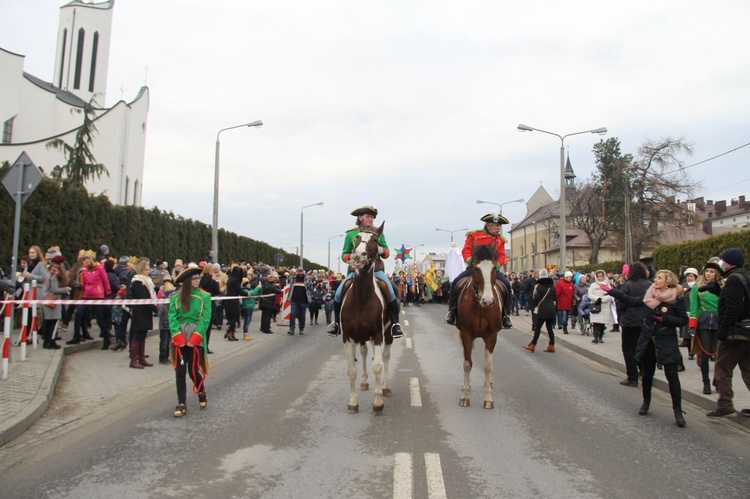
[461,229,507,267]
[80,264,112,299]
[555,279,575,311]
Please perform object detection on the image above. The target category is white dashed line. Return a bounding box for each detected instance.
[425,452,447,499]
[410,377,422,408]
[393,452,414,499]
[404,319,410,326]
[405,338,413,349]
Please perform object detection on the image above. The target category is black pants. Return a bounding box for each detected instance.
[75,303,107,337]
[260,307,273,332]
[696,328,718,382]
[531,317,555,345]
[621,326,641,382]
[175,345,205,405]
[641,340,682,409]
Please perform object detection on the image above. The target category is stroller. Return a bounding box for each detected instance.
[577,295,593,337]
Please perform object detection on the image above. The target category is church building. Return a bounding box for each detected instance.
[0,0,148,206]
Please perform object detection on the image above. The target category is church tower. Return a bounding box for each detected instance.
[564,153,576,188]
[53,0,114,104]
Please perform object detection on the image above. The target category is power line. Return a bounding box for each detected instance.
[668,141,750,174]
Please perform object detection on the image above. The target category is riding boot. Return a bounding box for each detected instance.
[138,341,153,367]
[501,287,513,329]
[388,299,403,338]
[129,341,144,369]
[327,301,342,336]
[445,287,459,325]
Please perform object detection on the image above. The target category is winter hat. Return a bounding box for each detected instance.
[50,255,66,265]
[564,271,573,278]
[104,259,115,270]
[684,267,699,278]
[721,248,744,267]
[119,255,130,264]
[539,269,549,279]
[100,245,109,253]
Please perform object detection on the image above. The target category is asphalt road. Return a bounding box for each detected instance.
[1,305,749,498]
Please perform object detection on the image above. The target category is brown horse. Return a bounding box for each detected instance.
[339,222,393,414]
[456,244,505,409]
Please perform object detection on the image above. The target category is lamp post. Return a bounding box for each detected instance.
[517,123,607,271]
[213,120,263,263]
[300,202,324,268]
[405,243,424,273]
[328,234,343,270]
[476,198,524,236]
[435,227,468,243]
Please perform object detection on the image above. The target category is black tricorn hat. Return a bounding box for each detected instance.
[351,205,378,217]
[480,212,510,224]
[175,266,203,286]
[702,259,723,276]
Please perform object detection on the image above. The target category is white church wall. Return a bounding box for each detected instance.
[0,49,24,126]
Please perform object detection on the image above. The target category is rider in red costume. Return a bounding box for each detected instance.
[445,212,514,329]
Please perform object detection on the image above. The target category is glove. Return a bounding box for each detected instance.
[705,280,721,296]
[653,315,664,323]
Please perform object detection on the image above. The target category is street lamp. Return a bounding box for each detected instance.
[405,243,425,273]
[213,120,263,263]
[476,198,524,236]
[328,234,343,270]
[300,202,324,267]
[517,123,607,270]
[435,227,468,243]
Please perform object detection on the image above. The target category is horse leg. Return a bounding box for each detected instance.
[372,342,385,412]
[360,343,369,391]
[346,340,359,413]
[382,342,392,397]
[483,346,495,409]
[459,333,473,407]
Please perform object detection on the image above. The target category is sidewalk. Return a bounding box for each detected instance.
[513,312,750,425]
[0,320,289,447]
[2,313,749,447]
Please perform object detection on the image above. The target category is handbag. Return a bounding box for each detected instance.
[590,298,602,314]
[533,287,551,315]
[44,294,57,308]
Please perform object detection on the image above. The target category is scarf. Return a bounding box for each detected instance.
[643,284,677,310]
[131,274,156,300]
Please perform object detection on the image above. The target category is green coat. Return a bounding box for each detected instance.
[341,227,389,272]
[168,288,212,348]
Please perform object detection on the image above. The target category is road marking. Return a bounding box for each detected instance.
[405,338,413,349]
[425,452,447,499]
[404,319,410,326]
[393,452,413,499]
[410,377,422,408]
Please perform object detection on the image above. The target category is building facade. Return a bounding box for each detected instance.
[0,0,148,205]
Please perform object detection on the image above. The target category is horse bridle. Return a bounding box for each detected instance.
[352,229,380,268]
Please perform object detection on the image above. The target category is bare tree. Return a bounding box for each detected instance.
[567,181,613,264]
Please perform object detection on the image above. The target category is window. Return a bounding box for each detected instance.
[58,29,67,87]
[73,28,85,90]
[88,32,99,92]
[2,117,14,144]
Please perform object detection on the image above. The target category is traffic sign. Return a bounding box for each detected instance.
[1,151,44,205]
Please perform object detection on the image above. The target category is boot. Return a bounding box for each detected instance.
[66,332,81,345]
[703,379,712,395]
[638,400,650,415]
[242,333,253,341]
[327,301,342,337]
[198,391,207,409]
[591,332,599,344]
[543,343,555,353]
[674,408,686,427]
[501,288,513,328]
[562,326,568,335]
[173,404,187,418]
[138,341,153,367]
[388,300,403,338]
[129,342,144,369]
[445,286,459,325]
[523,343,536,352]
[101,334,111,351]
[82,330,94,341]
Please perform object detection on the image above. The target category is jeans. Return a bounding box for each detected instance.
[290,302,308,332]
[159,328,170,363]
[556,309,569,329]
[242,308,254,333]
[335,270,397,302]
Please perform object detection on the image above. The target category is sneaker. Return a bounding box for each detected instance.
[288,330,295,335]
[198,391,207,409]
[173,404,187,418]
[619,379,638,387]
[706,408,736,418]
[391,324,403,339]
[740,409,750,417]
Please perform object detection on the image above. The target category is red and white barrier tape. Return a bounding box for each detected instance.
[5,293,279,307]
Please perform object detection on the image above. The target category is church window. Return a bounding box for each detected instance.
[88,32,99,92]
[74,28,85,90]
[2,117,14,144]
[58,29,67,87]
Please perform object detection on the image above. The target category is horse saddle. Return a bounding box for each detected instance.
[341,277,390,302]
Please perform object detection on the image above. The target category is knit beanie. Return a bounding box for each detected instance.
[721,248,745,267]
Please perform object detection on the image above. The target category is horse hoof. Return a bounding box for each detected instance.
[459,399,470,407]
[483,401,494,409]
[383,388,393,397]
[347,404,359,414]
[360,383,369,391]
[372,403,384,413]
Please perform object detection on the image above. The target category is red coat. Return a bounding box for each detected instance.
[555,279,575,311]
[461,229,507,267]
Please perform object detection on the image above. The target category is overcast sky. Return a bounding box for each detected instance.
[3,0,749,271]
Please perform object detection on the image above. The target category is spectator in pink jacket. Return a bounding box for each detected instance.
[67,255,112,345]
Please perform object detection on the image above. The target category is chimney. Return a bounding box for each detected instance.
[715,200,727,214]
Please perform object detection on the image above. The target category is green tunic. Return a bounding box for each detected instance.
[168,288,212,348]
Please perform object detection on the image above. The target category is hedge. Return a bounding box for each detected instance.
[651,230,750,274]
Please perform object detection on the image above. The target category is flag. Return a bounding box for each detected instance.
[425,263,438,291]
[394,245,412,262]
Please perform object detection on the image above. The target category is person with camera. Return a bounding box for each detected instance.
[705,248,750,418]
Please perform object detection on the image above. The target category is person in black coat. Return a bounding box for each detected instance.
[199,266,221,353]
[607,263,653,387]
[129,260,158,369]
[259,275,282,334]
[633,270,688,427]
[224,266,244,341]
[524,269,558,353]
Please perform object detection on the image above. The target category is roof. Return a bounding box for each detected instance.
[23,72,88,107]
